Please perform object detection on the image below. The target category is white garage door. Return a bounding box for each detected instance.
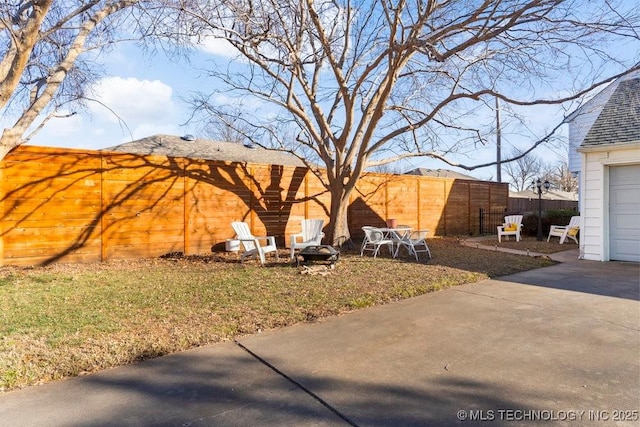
[609,165,640,262]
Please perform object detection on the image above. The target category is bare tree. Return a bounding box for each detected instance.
[503,148,544,192]
[369,163,405,175]
[0,1,157,159]
[116,1,640,244]
[544,159,578,193]
[192,103,254,145]
[507,153,577,193]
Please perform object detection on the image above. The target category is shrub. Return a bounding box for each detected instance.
[522,209,579,237]
[546,209,579,226]
[522,213,542,236]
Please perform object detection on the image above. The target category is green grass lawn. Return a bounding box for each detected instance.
[0,237,558,392]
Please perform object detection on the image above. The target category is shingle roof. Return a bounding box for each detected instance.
[102,134,306,167]
[405,167,478,180]
[564,69,640,124]
[510,190,578,201]
[581,78,640,147]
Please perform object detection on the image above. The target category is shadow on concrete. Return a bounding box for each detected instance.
[0,342,547,427]
[499,259,640,301]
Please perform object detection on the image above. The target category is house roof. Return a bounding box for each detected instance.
[581,78,640,147]
[565,69,640,124]
[510,190,578,201]
[102,134,306,167]
[405,168,478,180]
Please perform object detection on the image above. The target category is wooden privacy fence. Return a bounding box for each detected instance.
[0,146,508,266]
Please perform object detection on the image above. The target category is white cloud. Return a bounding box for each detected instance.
[198,37,239,58]
[26,76,186,150]
[89,77,176,124]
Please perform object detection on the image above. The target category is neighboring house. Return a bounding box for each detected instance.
[571,78,640,262]
[104,134,306,167]
[405,168,479,180]
[509,190,578,201]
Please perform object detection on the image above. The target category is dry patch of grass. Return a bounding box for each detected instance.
[0,237,555,392]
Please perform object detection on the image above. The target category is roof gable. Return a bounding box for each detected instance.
[581,78,640,147]
[565,69,640,124]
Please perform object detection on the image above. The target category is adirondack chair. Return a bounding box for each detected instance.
[497,215,523,242]
[290,219,325,260]
[231,222,279,265]
[548,215,580,244]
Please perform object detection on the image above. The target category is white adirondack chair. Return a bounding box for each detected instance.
[290,219,325,260]
[231,221,279,265]
[547,215,580,244]
[497,215,523,242]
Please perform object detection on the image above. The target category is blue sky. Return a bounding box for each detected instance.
[24,43,199,150]
[8,0,637,183]
[21,40,579,181]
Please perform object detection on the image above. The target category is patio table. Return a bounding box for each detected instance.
[376,226,412,258]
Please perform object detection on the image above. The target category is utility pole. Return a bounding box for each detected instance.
[495,97,502,183]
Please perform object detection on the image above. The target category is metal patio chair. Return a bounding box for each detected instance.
[361,226,394,258]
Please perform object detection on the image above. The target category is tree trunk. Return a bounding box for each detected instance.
[0,128,21,161]
[0,1,54,111]
[0,1,139,162]
[326,182,353,248]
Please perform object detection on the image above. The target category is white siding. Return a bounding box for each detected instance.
[580,153,606,260]
[580,146,640,261]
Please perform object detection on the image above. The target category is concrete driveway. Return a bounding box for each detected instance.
[0,253,638,426]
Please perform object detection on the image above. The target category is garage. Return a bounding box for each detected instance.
[609,165,640,262]
[574,76,640,262]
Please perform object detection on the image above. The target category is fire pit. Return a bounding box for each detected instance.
[297,245,340,267]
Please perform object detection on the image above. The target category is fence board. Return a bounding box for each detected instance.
[4,233,101,249]
[3,218,100,228]
[3,200,101,221]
